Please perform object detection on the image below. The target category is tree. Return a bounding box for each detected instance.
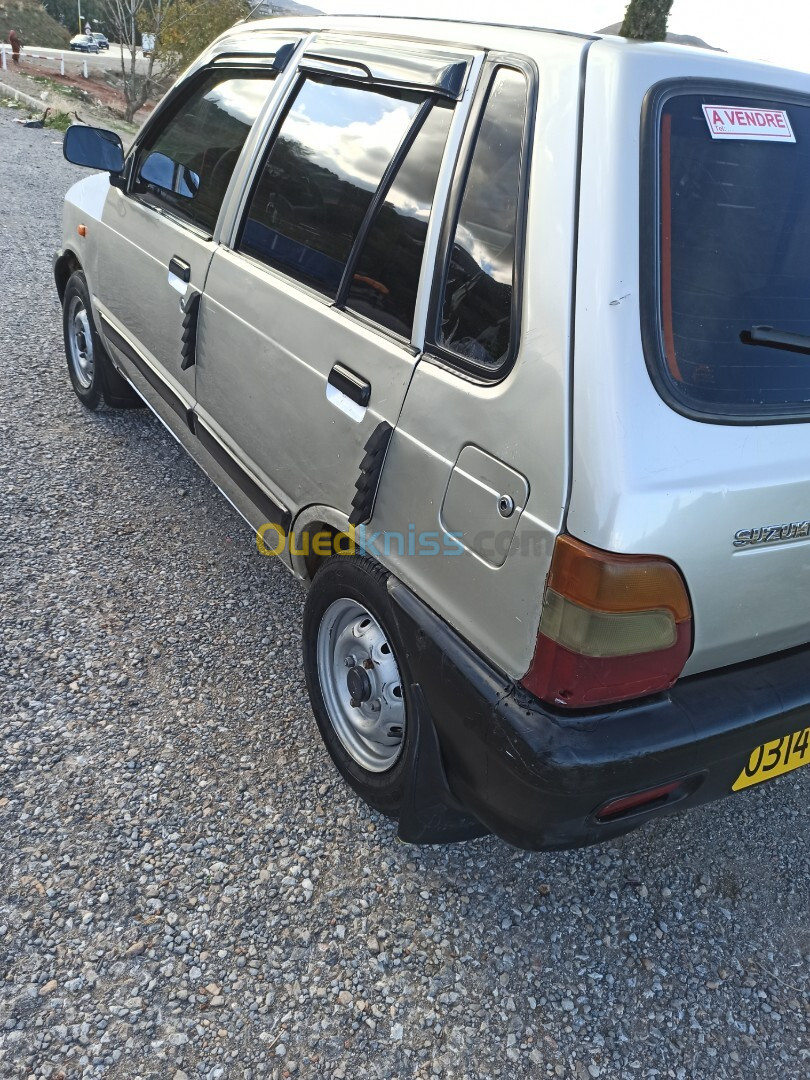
[103,0,176,122]
[619,0,674,42]
[102,0,248,123]
[159,0,247,77]
[43,0,106,32]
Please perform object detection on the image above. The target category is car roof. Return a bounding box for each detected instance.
[229,14,592,55]
[218,15,810,84]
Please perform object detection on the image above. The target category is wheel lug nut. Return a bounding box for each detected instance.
[369,699,381,713]
[344,655,356,668]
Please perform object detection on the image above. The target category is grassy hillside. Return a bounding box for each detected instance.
[0,1,70,48]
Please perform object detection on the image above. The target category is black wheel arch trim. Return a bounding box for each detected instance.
[54,248,81,302]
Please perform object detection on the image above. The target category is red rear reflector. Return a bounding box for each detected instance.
[597,780,683,821]
[521,536,693,708]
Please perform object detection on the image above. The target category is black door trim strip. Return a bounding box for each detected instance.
[100,314,189,423]
[195,421,292,534]
[100,313,291,535]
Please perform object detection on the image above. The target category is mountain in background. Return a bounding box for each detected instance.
[1,1,70,47]
[598,22,724,51]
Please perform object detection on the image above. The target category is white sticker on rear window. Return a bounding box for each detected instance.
[702,104,795,142]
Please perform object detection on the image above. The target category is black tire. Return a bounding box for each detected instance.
[302,554,412,817]
[62,271,142,410]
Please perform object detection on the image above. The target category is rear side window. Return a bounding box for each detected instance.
[651,89,810,420]
[346,102,453,338]
[434,68,528,374]
[239,79,423,296]
[134,69,276,235]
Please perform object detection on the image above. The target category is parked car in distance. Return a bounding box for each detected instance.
[56,15,810,852]
[92,32,109,50]
[69,34,99,53]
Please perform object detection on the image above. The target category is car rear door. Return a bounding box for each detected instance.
[193,37,482,528]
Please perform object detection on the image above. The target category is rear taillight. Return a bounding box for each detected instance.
[521,536,692,708]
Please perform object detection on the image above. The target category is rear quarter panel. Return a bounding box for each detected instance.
[373,33,588,681]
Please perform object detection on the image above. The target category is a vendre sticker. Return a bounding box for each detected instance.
[702,104,796,142]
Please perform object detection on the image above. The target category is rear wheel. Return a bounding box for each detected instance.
[303,555,410,817]
[62,270,142,410]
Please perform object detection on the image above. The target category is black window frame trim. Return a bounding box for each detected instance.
[424,54,537,384]
[640,76,810,427]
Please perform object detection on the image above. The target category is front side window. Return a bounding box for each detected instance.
[434,68,528,373]
[134,69,277,235]
[653,90,810,419]
[239,78,423,296]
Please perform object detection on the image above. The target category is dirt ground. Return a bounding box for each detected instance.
[0,58,154,136]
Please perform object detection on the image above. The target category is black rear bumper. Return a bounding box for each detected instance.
[388,578,810,850]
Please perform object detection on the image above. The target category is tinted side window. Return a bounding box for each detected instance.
[239,79,422,296]
[436,68,528,372]
[346,102,453,339]
[134,70,276,235]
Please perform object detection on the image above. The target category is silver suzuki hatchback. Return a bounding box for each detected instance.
[56,14,810,849]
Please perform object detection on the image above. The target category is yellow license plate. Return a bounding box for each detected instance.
[733,725,810,791]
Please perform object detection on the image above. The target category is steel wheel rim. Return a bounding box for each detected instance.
[67,294,95,390]
[316,598,406,773]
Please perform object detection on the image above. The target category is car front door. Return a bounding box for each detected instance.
[93,56,288,417]
[193,40,480,531]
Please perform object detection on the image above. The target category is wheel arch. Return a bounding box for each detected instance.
[54,249,82,302]
[290,504,356,584]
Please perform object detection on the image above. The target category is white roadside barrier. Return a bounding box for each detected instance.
[0,46,89,78]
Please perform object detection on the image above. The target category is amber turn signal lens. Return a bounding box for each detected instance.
[547,536,691,621]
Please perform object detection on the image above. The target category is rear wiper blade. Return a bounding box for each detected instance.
[741,325,810,355]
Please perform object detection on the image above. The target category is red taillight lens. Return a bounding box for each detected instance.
[521,536,692,708]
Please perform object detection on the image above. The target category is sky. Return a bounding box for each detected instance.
[313,1,810,75]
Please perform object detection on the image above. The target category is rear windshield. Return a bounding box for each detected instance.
[654,90,810,420]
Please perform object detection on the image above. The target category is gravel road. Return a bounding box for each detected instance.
[0,107,808,1080]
